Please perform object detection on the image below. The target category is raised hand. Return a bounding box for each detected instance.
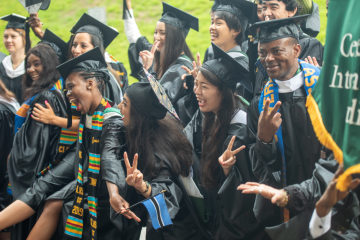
[304,56,320,68]
[124,152,143,189]
[29,13,44,39]
[31,100,56,124]
[181,52,202,89]
[139,40,160,70]
[219,135,246,176]
[257,99,282,143]
[316,165,360,217]
[237,182,287,206]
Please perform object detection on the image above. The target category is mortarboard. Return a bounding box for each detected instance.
[211,0,221,12]
[57,47,107,81]
[248,14,310,44]
[18,0,47,14]
[0,14,26,30]
[70,13,119,49]
[40,29,68,63]
[202,42,251,92]
[159,2,199,37]
[40,0,51,10]
[126,68,180,120]
[215,0,258,27]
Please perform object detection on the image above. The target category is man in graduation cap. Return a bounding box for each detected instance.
[253,0,324,95]
[246,15,329,228]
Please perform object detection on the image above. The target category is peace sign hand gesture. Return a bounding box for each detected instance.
[124,152,143,189]
[257,99,282,143]
[181,52,202,89]
[139,40,160,70]
[219,135,246,177]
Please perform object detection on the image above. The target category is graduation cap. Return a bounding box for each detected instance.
[215,0,258,26]
[248,14,310,44]
[0,14,26,30]
[211,0,221,12]
[70,13,119,49]
[202,42,251,92]
[159,2,199,37]
[57,46,107,81]
[39,29,68,63]
[40,0,51,11]
[18,0,47,14]
[126,69,180,120]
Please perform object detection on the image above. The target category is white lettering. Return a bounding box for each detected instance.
[346,99,357,125]
[330,65,343,88]
[341,33,352,57]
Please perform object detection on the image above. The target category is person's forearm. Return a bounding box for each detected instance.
[0,200,35,230]
[124,9,141,43]
[52,117,80,131]
[106,181,119,198]
[136,181,152,199]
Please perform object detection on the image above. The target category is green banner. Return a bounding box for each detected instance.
[306,0,360,191]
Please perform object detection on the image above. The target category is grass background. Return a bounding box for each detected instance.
[1,0,327,84]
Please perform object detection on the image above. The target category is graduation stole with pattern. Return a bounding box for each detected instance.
[14,78,63,135]
[258,60,320,222]
[64,98,111,240]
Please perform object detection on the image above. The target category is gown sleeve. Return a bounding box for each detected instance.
[8,91,66,200]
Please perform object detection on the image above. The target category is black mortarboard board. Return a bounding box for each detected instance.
[70,13,119,49]
[18,0,47,14]
[215,0,257,25]
[159,2,199,37]
[248,15,310,44]
[39,29,68,63]
[202,42,251,92]
[211,0,221,12]
[57,47,107,81]
[0,14,26,30]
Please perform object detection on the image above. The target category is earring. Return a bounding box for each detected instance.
[87,86,91,90]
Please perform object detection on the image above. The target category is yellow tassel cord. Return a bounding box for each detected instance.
[305,94,359,191]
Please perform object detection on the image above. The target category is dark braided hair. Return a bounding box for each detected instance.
[74,70,109,91]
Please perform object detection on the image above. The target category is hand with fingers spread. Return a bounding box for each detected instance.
[31,100,56,124]
[181,52,202,89]
[237,182,288,206]
[257,99,282,143]
[29,13,44,39]
[219,135,246,177]
[139,40,160,70]
[304,56,320,68]
[124,152,143,189]
[316,165,360,217]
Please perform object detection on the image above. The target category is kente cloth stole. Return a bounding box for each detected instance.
[14,78,64,135]
[64,98,111,240]
[258,60,320,222]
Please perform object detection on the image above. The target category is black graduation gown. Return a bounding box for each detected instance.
[103,69,123,105]
[263,159,360,240]
[17,113,127,240]
[253,29,324,95]
[0,103,16,233]
[184,106,270,240]
[0,62,24,104]
[108,60,129,93]
[127,36,195,126]
[247,87,322,188]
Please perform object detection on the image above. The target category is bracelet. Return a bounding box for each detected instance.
[278,190,290,208]
[136,181,150,194]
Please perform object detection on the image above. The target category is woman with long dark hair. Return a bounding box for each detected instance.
[184,43,269,240]
[0,14,29,104]
[124,0,197,125]
[0,48,127,240]
[0,79,19,240]
[112,78,210,239]
[6,42,70,240]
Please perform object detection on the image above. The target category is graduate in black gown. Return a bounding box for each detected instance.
[253,0,324,95]
[238,160,360,240]
[246,16,328,230]
[0,80,20,240]
[183,43,269,240]
[6,43,68,240]
[112,78,210,240]
[124,0,197,126]
[0,48,125,240]
[0,14,28,104]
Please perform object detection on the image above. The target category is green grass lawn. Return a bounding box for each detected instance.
[1,0,327,84]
